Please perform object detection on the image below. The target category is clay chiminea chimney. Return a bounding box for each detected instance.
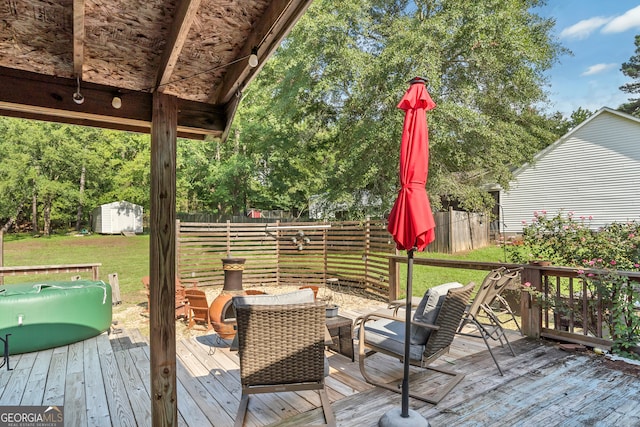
[210,257,246,338]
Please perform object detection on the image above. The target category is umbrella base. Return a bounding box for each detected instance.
[378,408,430,427]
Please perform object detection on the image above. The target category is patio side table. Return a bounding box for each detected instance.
[325,315,354,361]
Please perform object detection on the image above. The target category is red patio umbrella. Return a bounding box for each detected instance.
[387,77,436,252]
[384,77,436,424]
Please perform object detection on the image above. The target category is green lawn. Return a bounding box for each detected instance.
[0,233,506,301]
[1,233,149,298]
[397,246,508,298]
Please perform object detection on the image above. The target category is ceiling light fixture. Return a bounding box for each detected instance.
[111,96,122,109]
[248,47,259,68]
[72,75,84,105]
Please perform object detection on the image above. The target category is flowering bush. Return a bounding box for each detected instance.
[509,210,640,268]
[511,211,640,358]
[577,260,640,359]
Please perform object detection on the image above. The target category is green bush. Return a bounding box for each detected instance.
[511,210,640,358]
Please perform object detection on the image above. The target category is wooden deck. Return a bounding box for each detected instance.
[2,308,640,426]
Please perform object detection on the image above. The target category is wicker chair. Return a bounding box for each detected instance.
[456,267,523,375]
[357,281,475,404]
[233,298,335,427]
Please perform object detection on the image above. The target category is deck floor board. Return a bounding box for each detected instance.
[1,308,639,426]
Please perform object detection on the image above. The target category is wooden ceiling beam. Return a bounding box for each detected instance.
[155,0,202,91]
[0,67,224,139]
[73,0,85,77]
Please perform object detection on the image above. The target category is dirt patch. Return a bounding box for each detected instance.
[112,284,388,340]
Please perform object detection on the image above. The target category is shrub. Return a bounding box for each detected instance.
[511,210,640,359]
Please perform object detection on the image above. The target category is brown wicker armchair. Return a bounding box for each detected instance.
[233,296,335,427]
[357,282,475,404]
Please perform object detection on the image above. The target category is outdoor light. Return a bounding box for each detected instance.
[111,96,122,109]
[248,47,259,68]
[72,75,84,105]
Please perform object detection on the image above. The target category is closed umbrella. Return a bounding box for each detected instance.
[382,77,436,426]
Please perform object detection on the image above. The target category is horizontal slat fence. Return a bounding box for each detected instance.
[176,212,490,295]
[176,219,396,297]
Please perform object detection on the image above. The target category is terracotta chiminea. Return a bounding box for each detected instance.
[210,258,246,339]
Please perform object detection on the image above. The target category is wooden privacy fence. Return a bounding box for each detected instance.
[176,219,396,297]
[428,208,490,253]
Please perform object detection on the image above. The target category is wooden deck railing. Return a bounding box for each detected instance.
[387,256,640,350]
[0,263,101,284]
[521,264,640,350]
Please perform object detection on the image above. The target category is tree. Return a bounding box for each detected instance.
[0,117,152,234]
[619,34,640,117]
[0,118,34,231]
[231,0,566,217]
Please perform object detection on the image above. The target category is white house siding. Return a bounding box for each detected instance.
[500,108,640,234]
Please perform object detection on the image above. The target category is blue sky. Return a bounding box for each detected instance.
[534,1,640,117]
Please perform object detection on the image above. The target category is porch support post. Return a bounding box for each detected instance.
[150,92,178,425]
[521,265,542,338]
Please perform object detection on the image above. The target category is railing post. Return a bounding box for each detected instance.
[521,264,542,338]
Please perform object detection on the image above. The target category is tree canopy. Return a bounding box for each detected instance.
[1,0,582,232]
[619,34,640,117]
[230,0,567,217]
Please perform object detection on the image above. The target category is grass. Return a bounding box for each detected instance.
[1,233,149,299]
[0,233,507,302]
[399,246,509,298]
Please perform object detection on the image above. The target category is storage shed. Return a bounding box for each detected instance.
[497,107,640,235]
[92,201,143,234]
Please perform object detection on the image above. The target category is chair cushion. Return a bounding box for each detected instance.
[410,282,463,345]
[362,318,425,361]
[232,288,314,307]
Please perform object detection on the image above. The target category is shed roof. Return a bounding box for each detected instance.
[0,0,313,140]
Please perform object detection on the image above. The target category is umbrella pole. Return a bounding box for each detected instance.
[401,248,414,418]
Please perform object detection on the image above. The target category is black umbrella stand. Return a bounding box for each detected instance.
[379,248,430,427]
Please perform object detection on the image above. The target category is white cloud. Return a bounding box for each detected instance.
[581,63,618,76]
[560,16,611,40]
[602,5,640,34]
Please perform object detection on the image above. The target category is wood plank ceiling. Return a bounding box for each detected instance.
[0,0,313,140]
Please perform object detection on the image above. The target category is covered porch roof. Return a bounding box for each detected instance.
[0,0,312,140]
